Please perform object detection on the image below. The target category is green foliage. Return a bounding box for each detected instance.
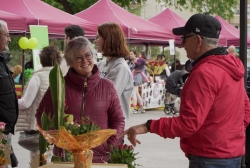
[43,0,237,20]
[63,116,100,136]
[8,36,32,68]
[42,0,146,14]
[39,113,50,166]
[49,64,65,130]
[163,49,180,64]
[24,68,34,85]
[108,144,140,168]
[158,0,238,20]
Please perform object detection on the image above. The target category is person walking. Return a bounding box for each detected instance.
[0,20,19,167]
[119,14,250,167]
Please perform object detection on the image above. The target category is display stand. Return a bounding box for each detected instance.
[131,79,165,110]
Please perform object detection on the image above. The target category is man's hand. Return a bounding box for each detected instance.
[117,123,149,147]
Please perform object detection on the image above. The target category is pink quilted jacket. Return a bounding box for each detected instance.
[36,65,125,163]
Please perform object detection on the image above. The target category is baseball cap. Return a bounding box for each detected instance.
[172,14,221,38]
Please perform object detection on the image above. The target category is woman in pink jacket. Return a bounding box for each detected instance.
[36,36,125,163]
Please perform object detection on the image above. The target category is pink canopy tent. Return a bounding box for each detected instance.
[75,0,175,45]
[0,10,26,33]
[148,8,228,46]
[148,8,186,45]
[215,15,250,47]
[0,0,97,38]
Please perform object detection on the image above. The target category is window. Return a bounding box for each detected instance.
[234,6,240,15]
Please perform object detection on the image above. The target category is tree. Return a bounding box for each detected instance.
[42,0,238,20]
[159,0,238,20]
[42,0,146,15]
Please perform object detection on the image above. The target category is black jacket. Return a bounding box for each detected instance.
[0,52,18,134]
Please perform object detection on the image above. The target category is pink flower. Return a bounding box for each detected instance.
[0,122,5,131]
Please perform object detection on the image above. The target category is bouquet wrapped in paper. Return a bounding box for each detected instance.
[38,123,116,168]
[146,60,166,75]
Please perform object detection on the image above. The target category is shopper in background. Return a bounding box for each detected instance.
[60,25,85,76]
[96,22,133,124]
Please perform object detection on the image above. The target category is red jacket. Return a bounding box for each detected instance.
[150,52,250,158]
[36,65,125,162]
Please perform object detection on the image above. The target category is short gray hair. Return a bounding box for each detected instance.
[64,36,96,66]
[0,20,7,33]
[203,37,218,48]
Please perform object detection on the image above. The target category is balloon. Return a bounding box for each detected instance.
[18,37,29,49]
[28,38,38,49]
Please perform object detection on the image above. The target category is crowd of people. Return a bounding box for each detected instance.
[0,12,249,168]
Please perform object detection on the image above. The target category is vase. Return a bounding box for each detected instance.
[72,150,93,168]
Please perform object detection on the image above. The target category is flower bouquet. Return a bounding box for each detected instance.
[146,61,166,75]
[37,116,116,168]
[108,144,140,168]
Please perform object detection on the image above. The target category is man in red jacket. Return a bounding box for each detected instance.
[119,14,250,167]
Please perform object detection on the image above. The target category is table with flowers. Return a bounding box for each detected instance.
[39,163,128,168]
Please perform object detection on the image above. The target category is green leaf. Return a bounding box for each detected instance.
[39,112,50,166]
[49,64,65,130]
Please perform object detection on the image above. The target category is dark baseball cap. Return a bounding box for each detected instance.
[172,14,221,38]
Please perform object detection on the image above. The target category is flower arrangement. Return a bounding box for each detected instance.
[64,115,100,136]
[62,115,100,162]
[0,122,7,166]
[146,60,166,75]
[108,144,140,168]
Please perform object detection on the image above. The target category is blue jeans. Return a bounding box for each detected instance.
[188,155,242,168]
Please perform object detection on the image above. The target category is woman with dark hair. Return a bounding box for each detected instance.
[16,45,62,161]
[96,22,133,123]
[127,50,137,71]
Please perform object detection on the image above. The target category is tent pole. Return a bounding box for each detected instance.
[240,0,247,85]
[145,43,149,58]
[240,1,247,168]
[21,32,26,92]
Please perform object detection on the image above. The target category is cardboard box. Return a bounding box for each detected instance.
[39,162,128,168]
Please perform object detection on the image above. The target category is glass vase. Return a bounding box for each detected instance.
[72,150,93,168]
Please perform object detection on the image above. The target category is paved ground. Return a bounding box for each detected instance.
[10,109,188,168]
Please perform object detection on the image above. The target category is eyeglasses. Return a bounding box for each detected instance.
[181,34,197,43]
[0,33,10,38]
[75,53,93,63]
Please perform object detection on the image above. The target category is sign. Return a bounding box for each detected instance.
[169,39,175,55]
[30,25,49,71]
[141,83,165,109]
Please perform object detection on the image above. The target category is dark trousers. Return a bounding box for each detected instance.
[246,125,250,168]
[188,155,241,168]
